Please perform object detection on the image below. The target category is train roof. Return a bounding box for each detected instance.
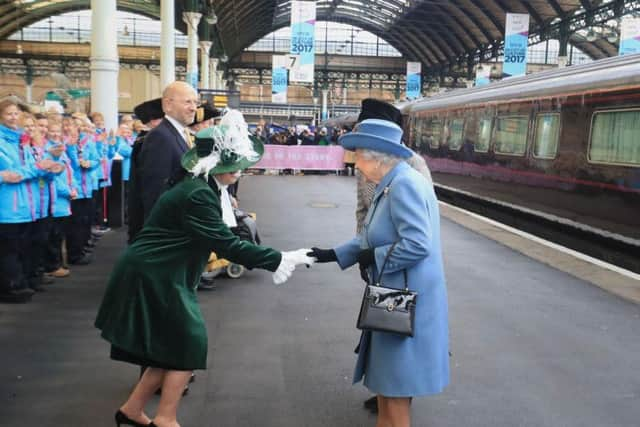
[321,112,358,128]
[407,53,640,113]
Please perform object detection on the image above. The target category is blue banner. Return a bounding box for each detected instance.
[406,62,421,99]
[475,65,491,86]
[186,72,198,89]
[289,1,316,82]
[620,17,640,56]
[503,13,529,78]
[272,55,288,103]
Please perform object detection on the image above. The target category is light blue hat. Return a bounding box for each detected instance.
[339,119,412,159]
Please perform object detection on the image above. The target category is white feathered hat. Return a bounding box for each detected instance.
[181,109,263,176]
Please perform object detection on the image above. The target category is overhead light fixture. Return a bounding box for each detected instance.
[220,54,228,63]
[16,44,23,55]
[605,28,618,43]
[206,12,218,25]
[123,24,130,37]
[585,28,597,42]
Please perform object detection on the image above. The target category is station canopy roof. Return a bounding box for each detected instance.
[0,1,632,67]
[210,0,615,66]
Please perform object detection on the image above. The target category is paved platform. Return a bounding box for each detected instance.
[1,175,639,427]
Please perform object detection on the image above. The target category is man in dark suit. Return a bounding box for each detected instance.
[127,97,164,243]
[138,81,198,220]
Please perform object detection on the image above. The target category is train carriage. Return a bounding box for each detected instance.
[402,54,640,244]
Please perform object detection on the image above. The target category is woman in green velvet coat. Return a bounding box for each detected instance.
[95,110,313,427]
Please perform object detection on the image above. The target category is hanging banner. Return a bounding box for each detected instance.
[619,17,640,56]
[475,65,491,86]
[186,72,198,89]
[289,1,316,83]
[406,62,421,99]
[272,55,288,103]
[503,13,529,78]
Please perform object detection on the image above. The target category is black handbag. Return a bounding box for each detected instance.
[356,242,418,337]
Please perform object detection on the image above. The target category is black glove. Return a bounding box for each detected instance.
[359,263,370,284]
[357,248,375,284]
[307,247,337,263]
[356,248,375,268]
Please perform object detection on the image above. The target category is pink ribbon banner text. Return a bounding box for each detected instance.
[253,145,347,170]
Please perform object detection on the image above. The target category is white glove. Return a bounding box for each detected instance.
[272,248,315,285]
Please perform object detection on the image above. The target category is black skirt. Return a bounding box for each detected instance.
[110,345,190,371]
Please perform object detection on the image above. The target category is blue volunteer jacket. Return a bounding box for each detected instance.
[67,134,99,199]
[116,136,133,181]
[44,141,76,218]
[0,125,42,223]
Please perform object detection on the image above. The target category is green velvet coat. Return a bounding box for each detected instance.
[95,175,282,370]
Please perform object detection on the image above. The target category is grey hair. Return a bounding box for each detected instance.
[358,149,403,168]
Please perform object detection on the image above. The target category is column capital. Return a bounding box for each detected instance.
[199,40,212,53]
[182,11,202,30]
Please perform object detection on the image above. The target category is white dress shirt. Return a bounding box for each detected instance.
[164,115,189,144]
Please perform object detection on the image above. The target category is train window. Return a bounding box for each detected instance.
[533,113,560,159]
[427,118,443,148]
[419,118,431,148]
[411,117,421,148]
[448,119,464,150]
[476,118,492,152]
[590,109,640,166]
[494,115,528,156]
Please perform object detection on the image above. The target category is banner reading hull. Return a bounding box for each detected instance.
[289,1,316,83]
[272,55,288,103]
[503,13,529,78]
[620,17,640,56]
[406,62,421,99]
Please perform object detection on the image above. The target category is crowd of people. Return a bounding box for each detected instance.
[253,123,350,146]
[0,99,142,303]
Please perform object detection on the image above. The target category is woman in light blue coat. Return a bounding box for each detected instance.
[309,119,449,427]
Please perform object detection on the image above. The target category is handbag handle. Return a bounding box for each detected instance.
[374,241,410,293]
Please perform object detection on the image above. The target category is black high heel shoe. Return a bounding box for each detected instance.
[115,409,148,427]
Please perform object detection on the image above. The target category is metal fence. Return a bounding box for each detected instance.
[9,25,187,48]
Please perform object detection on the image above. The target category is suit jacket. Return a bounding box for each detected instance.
[138,118,189,220]
[126,130,147,243]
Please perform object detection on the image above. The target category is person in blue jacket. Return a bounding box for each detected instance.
[66,120,100,265]
[43,120,76,278]
[115,123,134,225]
[0,99,63,303]
[20,112,61,291]
[308,119,450,427]
[116,123,134,183]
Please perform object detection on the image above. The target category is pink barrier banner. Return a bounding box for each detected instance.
[253,145,347,170]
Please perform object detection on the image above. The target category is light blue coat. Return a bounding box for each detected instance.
[0,125,41,223]
[67,138,99,199]
[334,161,450,397]
[116,136,133,181]
[28,145,57,219]
[44,142,76,218]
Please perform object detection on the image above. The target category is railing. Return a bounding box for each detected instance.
[9,26,188,48]
[523,48,592,65]
[238,101,359,119]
